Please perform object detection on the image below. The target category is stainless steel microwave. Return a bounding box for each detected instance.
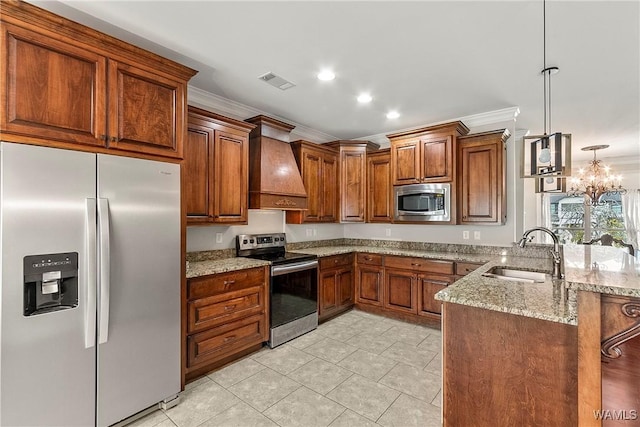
[394,183,451,222]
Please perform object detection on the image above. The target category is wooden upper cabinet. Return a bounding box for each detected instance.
[107,60,187,158]
[421,135,453,182]
[1,23,107,147]
[184,124,214,218]
[388,122,469,186]
[367,149,392,223]
[458,129,510,224]
[286,141,338,224]
[184,106,254,225]
[325,140,380,223]
[0,1,196,159]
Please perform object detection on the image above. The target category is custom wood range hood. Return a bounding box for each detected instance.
[245,115,308,210]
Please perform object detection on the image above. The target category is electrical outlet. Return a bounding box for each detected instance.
[215,233,223,243]
[474,231,481,240]
[463,231,470,240]
[385,228,391,237]
[306,228,312,237]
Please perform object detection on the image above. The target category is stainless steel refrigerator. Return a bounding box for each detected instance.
[0,142,181,426]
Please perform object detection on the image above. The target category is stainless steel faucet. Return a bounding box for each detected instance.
[518,226,564,279]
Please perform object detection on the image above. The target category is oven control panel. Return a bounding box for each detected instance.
[236,233,286,251]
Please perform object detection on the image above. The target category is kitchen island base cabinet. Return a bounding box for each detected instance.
[442,302,577,427]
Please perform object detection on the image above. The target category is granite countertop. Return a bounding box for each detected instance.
[436,244,640,325]
[289,245,493,264]
[186,257,270,279]
[186,241,640,325]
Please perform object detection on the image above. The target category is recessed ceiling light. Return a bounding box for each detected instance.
[357,93,372,103]
[317,70,335,81]
[386,111,400,119]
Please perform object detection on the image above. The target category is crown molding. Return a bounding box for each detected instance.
[187,86,338,143]
[357,106,521,146]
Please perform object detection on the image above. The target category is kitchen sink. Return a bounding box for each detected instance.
[482,267,547,283]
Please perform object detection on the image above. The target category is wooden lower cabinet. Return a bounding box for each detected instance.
[418,274,454,316]
[355,253,384,306]
[184,267,268,382]
[319,254,354,321]
[443,302,578,427]
[600,295,640,427]
[384,269,417,314]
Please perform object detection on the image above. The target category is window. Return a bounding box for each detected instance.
[546,193,626,245]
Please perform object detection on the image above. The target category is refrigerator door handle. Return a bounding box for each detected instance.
[97,198,111,344]
[85,198,97,349]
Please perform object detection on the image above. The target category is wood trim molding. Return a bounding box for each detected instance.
[601,302,640,359]
[577,291,602,427]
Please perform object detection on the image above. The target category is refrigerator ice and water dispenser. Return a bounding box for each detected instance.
[23,252,78,316]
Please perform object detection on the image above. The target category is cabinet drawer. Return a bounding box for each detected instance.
[187,267,266,300]
[320,254,354,270]
[188,286,264,334]
[385,256,454,274]
[357,253,383,266]
[455,262,483,276]
[187,314,266,369]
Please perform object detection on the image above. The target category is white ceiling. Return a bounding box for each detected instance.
[33,0,639,168]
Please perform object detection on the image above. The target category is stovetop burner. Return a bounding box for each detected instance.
[236,233,316,265]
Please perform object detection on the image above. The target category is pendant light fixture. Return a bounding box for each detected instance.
[523,0,572,188]
[567,145,626,205]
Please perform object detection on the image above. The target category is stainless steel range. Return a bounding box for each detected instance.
[236,233,318,348]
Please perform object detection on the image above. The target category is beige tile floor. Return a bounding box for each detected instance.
[130,310,443,427]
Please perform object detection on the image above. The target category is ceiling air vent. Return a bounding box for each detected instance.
[258,72,296,91]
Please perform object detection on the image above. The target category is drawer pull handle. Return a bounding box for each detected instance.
[334,259,339,263]
[364,257,372,261]
[224,305,236,311]
[411,263,421,266]
[224,335,236,342]
[223,280,236,286]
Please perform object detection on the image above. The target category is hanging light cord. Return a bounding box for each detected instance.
[542,0,548,135]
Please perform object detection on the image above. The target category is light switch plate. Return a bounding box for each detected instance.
[215,233,223,243]
[463,231,470,240]
[474,231,481,240]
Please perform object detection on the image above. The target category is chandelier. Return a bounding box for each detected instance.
[567,145,626,205]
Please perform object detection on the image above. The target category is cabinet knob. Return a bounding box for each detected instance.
[100,134,107,141]
[411,263,421,267]
[223,280,236,286]
[110,136,117,143]
[223,335,236,342]
[224,304,236,311]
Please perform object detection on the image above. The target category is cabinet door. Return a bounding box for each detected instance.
[384,269,417,314]
[213,130,248,223]
[367,152,392,223]
[1,23,107,147]
[340,149,366,222]
[301,150,322,222]
[337,269,354,308]
[459,140,500,223]
[107,60,186,159]
[319,270,338,317]
[421,135,452,182]
[391,140,420,185]
[418,274,453,316]
[184,124,214,220]
[356,266,384,306]
[320,154,338,222]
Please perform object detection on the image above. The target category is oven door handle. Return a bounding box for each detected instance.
[272,260,318,276]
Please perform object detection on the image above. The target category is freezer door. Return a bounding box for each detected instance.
[96,154,181,426]
[0,143,97,426]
